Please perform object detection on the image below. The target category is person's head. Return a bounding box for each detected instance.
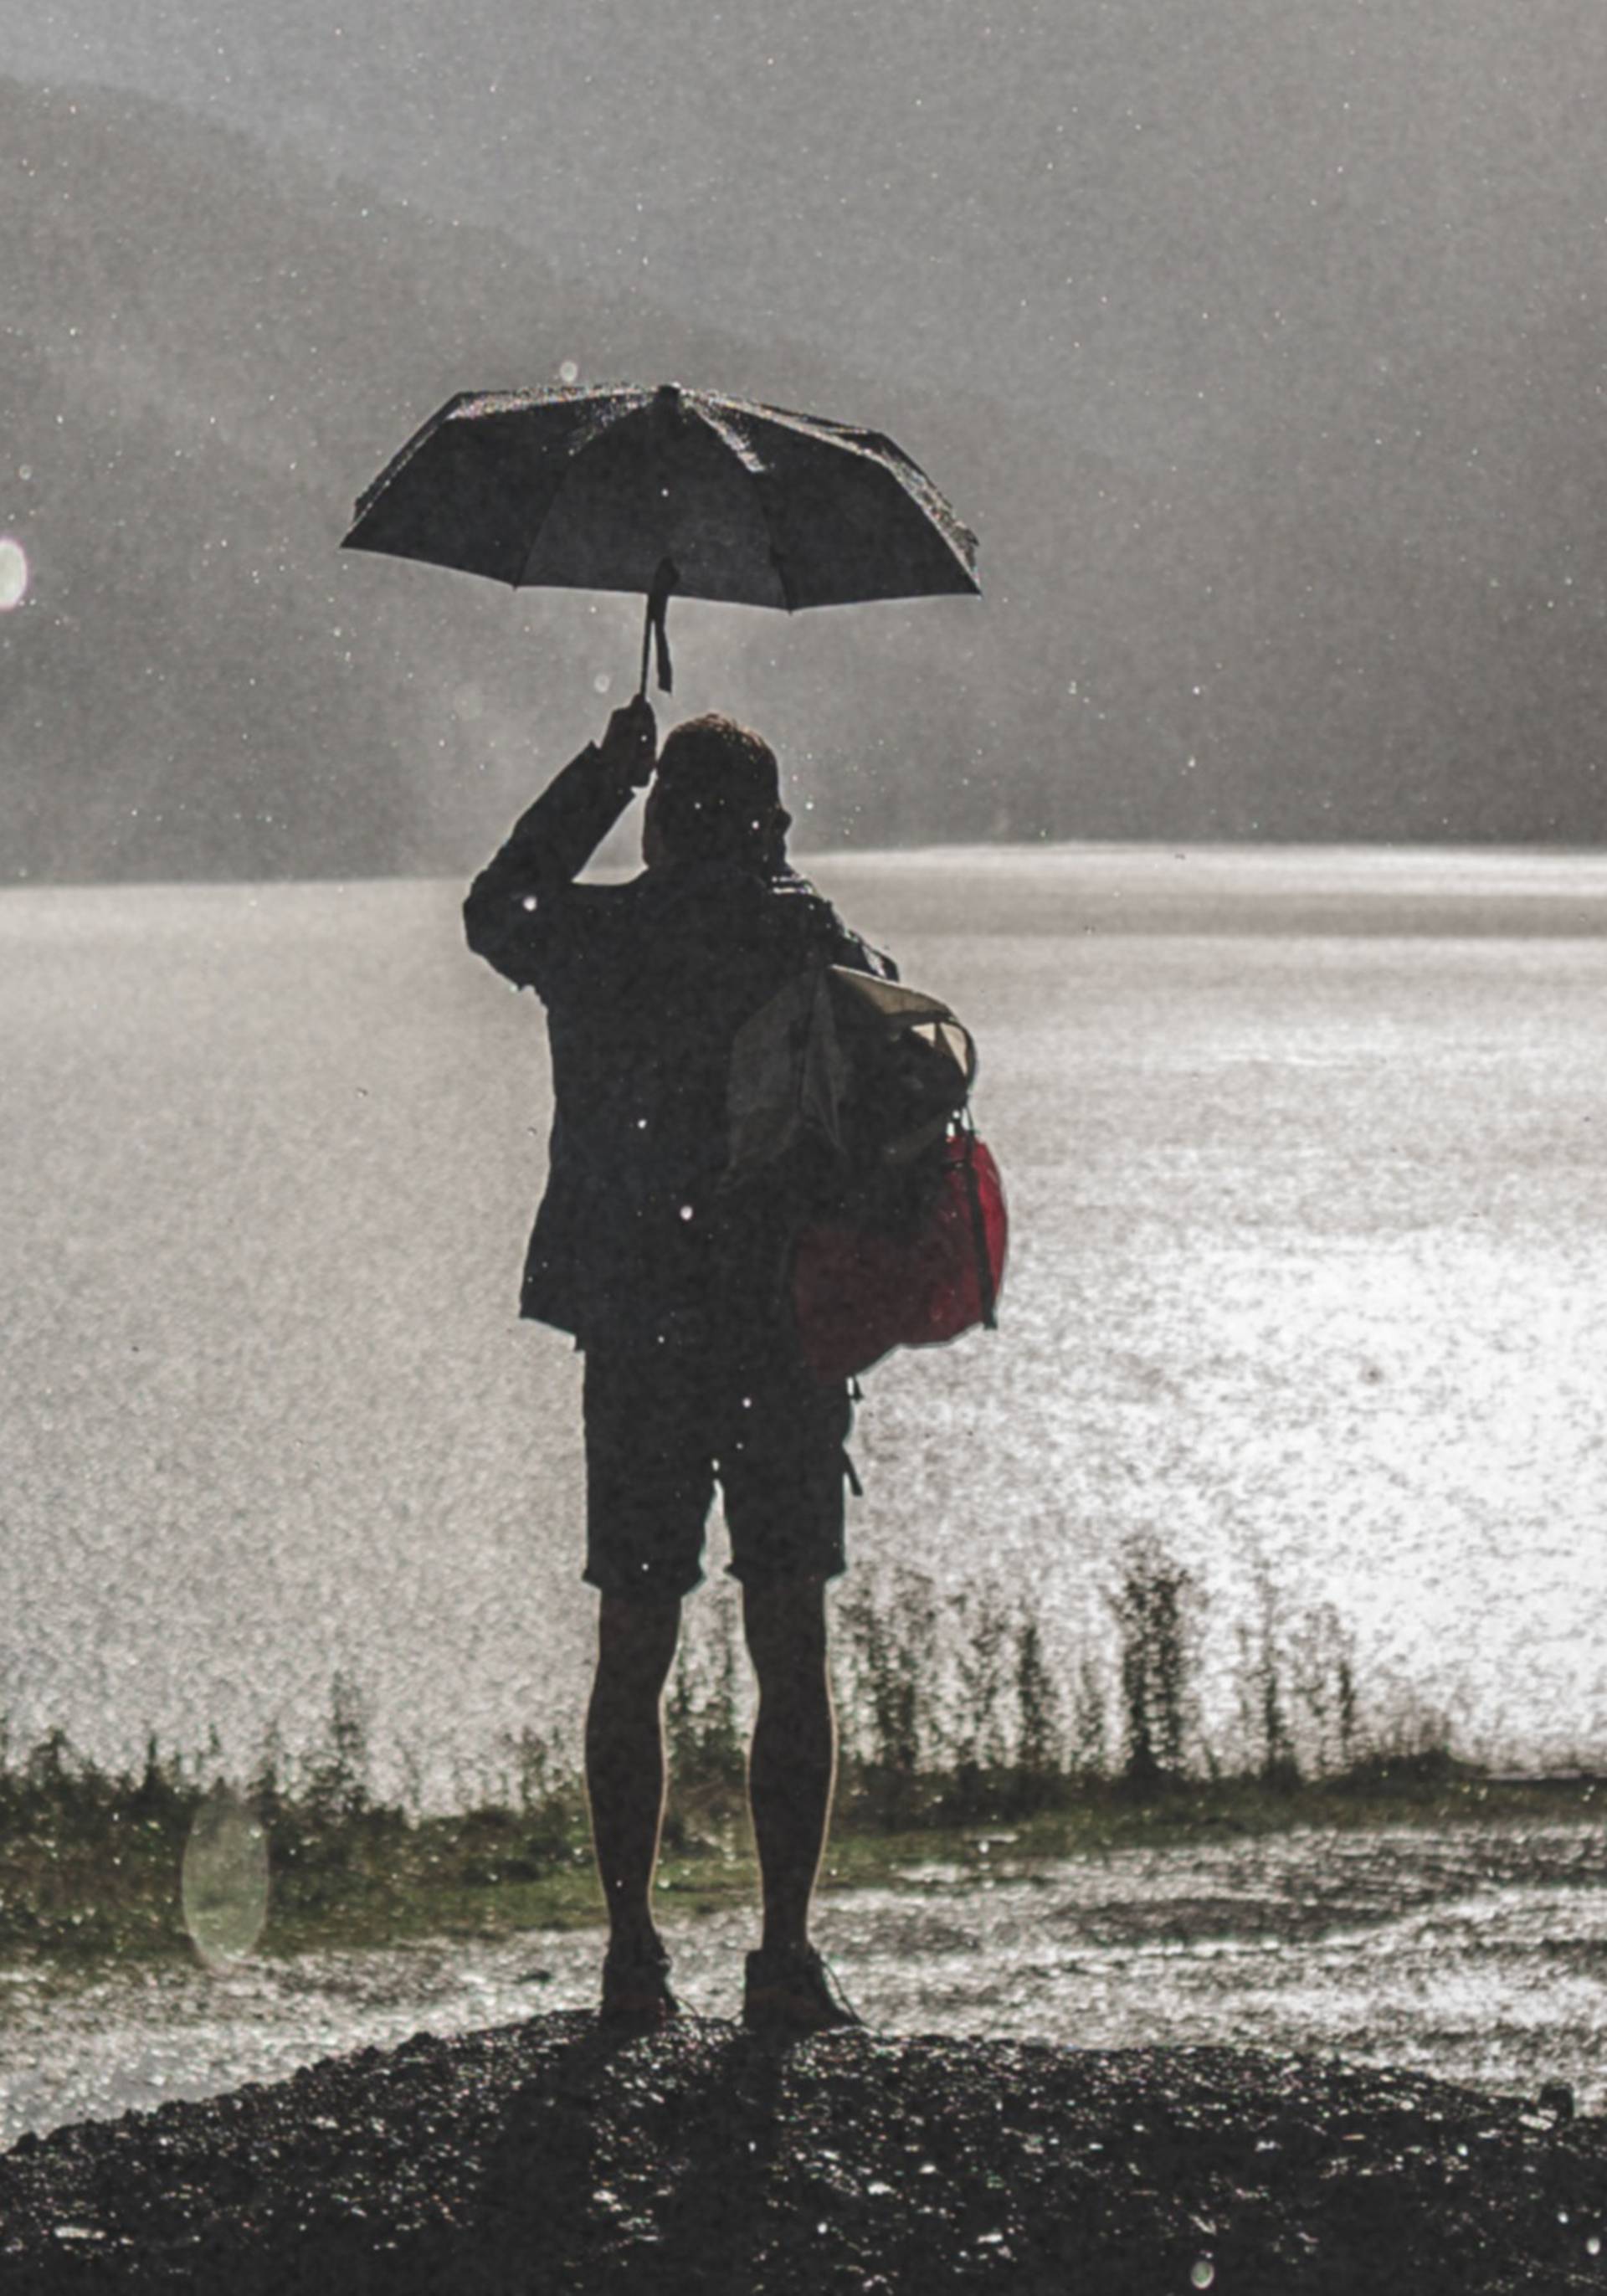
[643,712,792,875]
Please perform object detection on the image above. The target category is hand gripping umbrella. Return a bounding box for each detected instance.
[341,381,979,694]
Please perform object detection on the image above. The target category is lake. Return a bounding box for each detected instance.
[3,845,1605,1798]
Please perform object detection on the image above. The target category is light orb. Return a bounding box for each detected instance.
[0,537,28,611]
[181,1784,270,1969]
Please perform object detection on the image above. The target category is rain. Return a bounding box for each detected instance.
[3,2,1607,2284]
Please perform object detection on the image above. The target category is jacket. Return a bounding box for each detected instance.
[463,742,894,1344]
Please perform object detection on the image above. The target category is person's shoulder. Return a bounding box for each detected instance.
[764,867,897,978]
[758,865,839,937]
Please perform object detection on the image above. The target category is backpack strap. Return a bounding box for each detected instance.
[958,1118,999,1332]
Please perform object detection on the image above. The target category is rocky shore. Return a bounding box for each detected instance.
[1,2015,1600,2293]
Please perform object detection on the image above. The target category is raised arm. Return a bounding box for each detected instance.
[463,700,658,988]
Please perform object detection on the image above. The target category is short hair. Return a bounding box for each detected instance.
[652,712,790,871]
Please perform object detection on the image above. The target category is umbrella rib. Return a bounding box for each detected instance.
[347,393,475,531]
[510,393,647,592]
[710,393,980,577]
[689,398,798,613]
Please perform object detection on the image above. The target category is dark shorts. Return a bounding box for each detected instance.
[581,1336,855,1602]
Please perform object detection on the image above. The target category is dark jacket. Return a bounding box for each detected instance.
[464,742,893,1345]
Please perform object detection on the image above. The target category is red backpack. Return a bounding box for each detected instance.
[725,965,1009,1382]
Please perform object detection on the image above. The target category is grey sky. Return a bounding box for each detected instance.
[16,0,1607,442]
[7,0,1607,867]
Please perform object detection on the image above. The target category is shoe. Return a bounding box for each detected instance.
[742,1944,863,2037]
[600,1937,680,2027]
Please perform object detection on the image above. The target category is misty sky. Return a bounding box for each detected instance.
[8,0,1607,865]
[17,0,1607,448]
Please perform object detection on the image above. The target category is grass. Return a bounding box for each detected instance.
[3,1551,1603,1982]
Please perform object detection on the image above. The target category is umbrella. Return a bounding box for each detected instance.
[341,381,979,693]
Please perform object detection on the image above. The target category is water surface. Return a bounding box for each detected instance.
[3,845,1604,1790]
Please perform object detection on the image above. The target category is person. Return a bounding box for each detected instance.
[463,697,895,2034]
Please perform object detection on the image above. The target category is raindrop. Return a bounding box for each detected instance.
[16,465,31,482]
[1192,2263,1216,2290]
[1590,2236,1602,2257]
[593,671,612,696]
[679,1205,695,1221]
[558,360,579,384]
[0,537,29,610]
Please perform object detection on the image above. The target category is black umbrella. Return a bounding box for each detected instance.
[341,381,979,694]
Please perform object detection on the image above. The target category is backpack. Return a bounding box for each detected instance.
[724,963,1009,1381]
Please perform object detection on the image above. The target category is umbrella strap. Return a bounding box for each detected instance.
[639,556,680,696]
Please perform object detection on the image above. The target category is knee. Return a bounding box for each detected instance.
[744,1577,830,1692]
[596,1591,682,1696]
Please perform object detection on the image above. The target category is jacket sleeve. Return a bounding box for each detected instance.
[462,743,639,989]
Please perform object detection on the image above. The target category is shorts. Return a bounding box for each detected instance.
[581,1335,855,1601]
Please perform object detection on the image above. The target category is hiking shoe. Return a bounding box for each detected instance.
[742,1944,863,2037]
[600,1938,680,2028]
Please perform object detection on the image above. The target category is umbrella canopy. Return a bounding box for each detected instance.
[341,381,979,689]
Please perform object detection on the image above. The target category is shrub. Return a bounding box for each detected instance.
[1108,1540,1199,1793]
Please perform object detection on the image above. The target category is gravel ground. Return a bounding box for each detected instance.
[1,2016,1603,2293]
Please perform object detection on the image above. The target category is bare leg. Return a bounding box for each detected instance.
[585,1590,681,1957]
[743,1575,835,1956]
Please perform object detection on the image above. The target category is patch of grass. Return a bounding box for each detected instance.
[8,1738,1584,1987]
[3,1549,1599,1980]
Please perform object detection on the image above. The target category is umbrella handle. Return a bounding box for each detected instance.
[638,556,680,697]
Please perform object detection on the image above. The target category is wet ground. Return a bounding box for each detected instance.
[3,2016,1602,2293]
[6,1819,1604,2148]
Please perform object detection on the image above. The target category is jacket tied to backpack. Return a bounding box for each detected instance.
[724,963,1009,1383]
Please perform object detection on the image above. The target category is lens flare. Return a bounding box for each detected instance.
[181,1784,270,1969]
[0,537,28,611]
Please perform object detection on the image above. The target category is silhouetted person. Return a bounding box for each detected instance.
[464,699,892,2031]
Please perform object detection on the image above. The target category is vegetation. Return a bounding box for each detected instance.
[1,1549,1599,1980]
